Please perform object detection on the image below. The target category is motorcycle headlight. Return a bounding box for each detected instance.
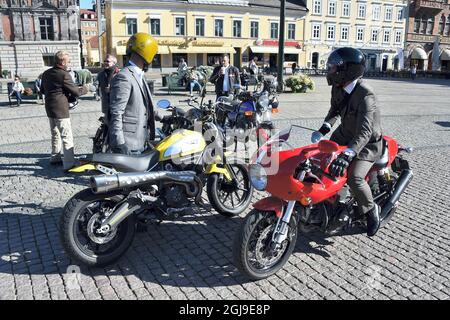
[249,164,267,191]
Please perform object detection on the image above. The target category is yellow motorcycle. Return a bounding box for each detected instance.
[60,99,253,267]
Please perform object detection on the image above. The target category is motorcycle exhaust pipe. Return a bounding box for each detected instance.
[380,169,413,223]
[90,171,197,194]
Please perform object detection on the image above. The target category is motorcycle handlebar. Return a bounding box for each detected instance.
[310,164,337,182]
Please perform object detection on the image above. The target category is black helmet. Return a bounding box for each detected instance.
[326,47,366,87]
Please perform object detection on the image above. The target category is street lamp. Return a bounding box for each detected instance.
[277,0,286,92]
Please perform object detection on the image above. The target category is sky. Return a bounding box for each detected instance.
[80,0,94,9]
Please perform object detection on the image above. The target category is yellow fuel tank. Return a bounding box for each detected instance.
[155,129,206,162]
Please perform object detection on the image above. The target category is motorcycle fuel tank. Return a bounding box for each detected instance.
[156,129,206,161]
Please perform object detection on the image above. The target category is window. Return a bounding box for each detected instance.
[327,25,335,40]
[175,17,185,36]
[43,54,55,66]
[150,18,160,35]
[420,15,427,34]
[358,3,366,19]
[444,15,450,36]
[395,30,402,44]
[40,17,54,40]
[270,22,279,39]
[312,24,321,39]
[383,29,390,43]
[371,29,379,42]
[233,20,242,38]
[288,23,296,40]
[196,18,205,36]
[313,0,322,14]
[426,17,434,35]
[214,19,223,37]
[341,26,349,41]
[126,18,137,35]
[356,27,364,42]
[328,0,336,16]
[342,2,350,17]
[385,7,393,21]
[373,5,381,21]
[397,8,403,22]
[439,16,445,35]
[250,21,259,38]
[414,16,420,33]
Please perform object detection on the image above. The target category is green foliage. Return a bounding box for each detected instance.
[285,73,315,93]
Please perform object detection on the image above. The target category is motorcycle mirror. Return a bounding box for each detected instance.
[157,99,171,109]
[318,140,340,154]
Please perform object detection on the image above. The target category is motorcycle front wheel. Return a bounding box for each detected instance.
[206,164,253,217]
[233,210,298,280]
[59,189,136,267]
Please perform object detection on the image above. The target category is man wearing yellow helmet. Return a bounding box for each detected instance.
[108,32,158,154]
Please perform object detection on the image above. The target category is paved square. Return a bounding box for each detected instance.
[0,77,449,300]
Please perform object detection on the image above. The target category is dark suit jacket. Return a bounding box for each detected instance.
[42,66,88,119]
[325,79,383,162]
[209,65,241,94]
[96,66,120,116]
[108,66,155,152]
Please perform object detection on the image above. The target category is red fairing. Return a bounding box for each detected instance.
[253,196,287,218]
[383,136,399,166]
[262,142,348,204]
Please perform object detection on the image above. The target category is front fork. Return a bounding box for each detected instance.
[272,200,296,249]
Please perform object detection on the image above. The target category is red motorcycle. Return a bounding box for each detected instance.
[233,126,413,280]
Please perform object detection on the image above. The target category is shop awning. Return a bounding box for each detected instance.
[157,46,170,55]
[250,46,301,54]
[169,46,236,54]
[411,47,427,60]
[440,49,450,61]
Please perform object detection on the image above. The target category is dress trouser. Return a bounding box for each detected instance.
[346,159,376,215]
[48,118,75,170]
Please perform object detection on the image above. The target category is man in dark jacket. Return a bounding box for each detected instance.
[42,51,88,170]
[96,54,120,124]
[311,47,383,237]
[209,55,241,99]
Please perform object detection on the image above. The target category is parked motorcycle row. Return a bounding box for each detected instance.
[59,78,413,281]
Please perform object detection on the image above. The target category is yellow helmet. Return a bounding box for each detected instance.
[126,32,158,64]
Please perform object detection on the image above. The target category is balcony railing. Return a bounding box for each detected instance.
[415,0,447,10]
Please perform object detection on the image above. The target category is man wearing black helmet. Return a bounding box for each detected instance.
[311,47,383,237]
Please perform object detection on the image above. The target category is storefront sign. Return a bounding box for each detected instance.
[260,40,301,48]
[158,39,185,46]
[192,40,224,47]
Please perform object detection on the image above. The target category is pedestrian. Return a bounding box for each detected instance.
[311,47,383,237]
[249,57,259,75]
[41,51,88,171]
[96,54,120,124]
[291,62,298,74]
[187,66,202,97]
[209,54,241,99]
[34,74,44,104]
[108,32,158,155]
[10,75,24,107]
[411,64,417,80]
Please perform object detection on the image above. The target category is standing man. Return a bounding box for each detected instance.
[108,33,157,155]
[411,64,417,80]
[210,55,241,99]
[96,54,120,123]
[248,57,259,75]
[311,47,383,237]
[42,51,88,170]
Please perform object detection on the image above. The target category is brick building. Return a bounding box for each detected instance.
[406,0,450,71]
[0,0,82,79]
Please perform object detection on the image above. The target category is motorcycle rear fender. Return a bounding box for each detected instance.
[205,164,233,181]
[253,196,287,218]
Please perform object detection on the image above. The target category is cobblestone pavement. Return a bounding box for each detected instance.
[0,77,449,300]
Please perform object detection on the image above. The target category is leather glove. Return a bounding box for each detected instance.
[311,122,331,143]
[329,148,356,177]
[112,144,130,155]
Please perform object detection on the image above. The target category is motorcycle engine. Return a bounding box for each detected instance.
[162,184,189,208]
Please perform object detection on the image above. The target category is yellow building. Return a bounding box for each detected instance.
[302,0,408,71]
[105,0,307,72]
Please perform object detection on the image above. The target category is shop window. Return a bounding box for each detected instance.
[207,54,222,66]
[172,53,187,67]
[150,54,161,69]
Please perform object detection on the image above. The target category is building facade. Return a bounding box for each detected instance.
[302,0,408,71]
[104,0,307,72]
[405,0,450,71]
[80,8,99,66]
[0,0,82,79]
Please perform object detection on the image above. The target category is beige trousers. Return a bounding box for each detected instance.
[49,118,75,170]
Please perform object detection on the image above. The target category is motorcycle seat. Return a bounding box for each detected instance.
[374,139,389,168]
[92,150,160,173]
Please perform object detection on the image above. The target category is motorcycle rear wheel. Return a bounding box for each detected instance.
[59,189,136,267]
[233,209,298,280]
